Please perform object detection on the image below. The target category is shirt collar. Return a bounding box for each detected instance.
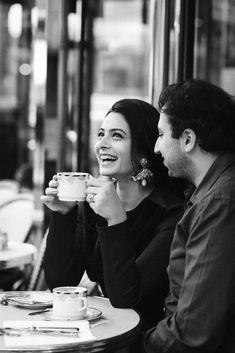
[189,153,235,205]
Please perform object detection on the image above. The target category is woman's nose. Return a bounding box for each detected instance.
[97,135,110,149]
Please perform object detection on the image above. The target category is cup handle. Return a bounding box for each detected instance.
[79,298,87,311]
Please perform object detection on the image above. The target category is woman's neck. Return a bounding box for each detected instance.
[116,178,154,212]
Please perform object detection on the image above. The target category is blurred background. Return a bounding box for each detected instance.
[0,0,234,289]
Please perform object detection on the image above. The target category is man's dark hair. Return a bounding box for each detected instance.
[158,78,235,153]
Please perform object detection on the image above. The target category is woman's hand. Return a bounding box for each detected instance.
[86,176,127,226]
[40,175,77,214]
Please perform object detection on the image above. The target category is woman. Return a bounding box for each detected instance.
[41,99,184,329]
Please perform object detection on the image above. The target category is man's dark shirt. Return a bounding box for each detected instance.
[143,154,235,353]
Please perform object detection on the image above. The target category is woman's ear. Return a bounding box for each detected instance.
[181,129,197,152]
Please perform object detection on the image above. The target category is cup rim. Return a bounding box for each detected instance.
[53,286,88,294]
[57,172,89,176]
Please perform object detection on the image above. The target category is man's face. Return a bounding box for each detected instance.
[154,112,188,178]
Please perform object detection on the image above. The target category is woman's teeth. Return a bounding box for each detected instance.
[100,154,117,162]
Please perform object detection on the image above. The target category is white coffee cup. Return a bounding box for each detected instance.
[52,286,87,319]
[57,172,89,201]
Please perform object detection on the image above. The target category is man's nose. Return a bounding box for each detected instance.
[154,139,160,154]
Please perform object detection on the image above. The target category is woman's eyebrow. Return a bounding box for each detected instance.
[99,128,127,135]
[110,128,127,135]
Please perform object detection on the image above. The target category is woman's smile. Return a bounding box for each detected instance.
[99,154,118,165]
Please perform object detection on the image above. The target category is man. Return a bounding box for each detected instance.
[143,79,235,352]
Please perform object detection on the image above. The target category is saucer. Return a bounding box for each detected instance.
[40,307,102,321]
[0,291,53,310]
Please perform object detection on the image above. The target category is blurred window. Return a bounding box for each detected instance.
[194,0,235,94]
[89,0,150,174]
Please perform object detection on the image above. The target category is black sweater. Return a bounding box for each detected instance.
[44,186,183,329]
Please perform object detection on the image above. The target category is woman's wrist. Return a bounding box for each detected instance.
[107,213,127,226]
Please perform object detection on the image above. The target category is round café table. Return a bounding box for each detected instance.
[0,294,141,352]
[0,242,37,270]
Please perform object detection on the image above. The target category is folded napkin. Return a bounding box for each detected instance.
[2,320,96,347]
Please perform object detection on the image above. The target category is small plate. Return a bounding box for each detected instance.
[40,307,102,321]
[0,291,53,310]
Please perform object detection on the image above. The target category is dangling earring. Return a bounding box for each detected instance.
[131,158,153,187]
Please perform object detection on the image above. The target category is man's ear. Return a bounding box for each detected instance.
[181,129,197,152]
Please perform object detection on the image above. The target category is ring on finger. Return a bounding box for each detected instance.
[87,193,95,203]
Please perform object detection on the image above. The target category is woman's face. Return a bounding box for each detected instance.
[94,112,134,180]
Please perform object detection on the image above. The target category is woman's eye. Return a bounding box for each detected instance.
[97,131,104,138]
[113,132,123,139]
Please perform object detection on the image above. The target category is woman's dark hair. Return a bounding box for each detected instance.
[158,78,235,153]
[106,98,187,196]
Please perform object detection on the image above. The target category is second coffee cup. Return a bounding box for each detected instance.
[52,286,87,319]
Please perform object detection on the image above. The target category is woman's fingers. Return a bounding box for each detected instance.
[41,176,77,214]
[99,175,113,181]
[45,187,58,196]
[48,179,58,188]
[86,178,100,187]
[40,195,55,203]
[86,186,102,195]
[87,176,113,187]
[41,187,58,207]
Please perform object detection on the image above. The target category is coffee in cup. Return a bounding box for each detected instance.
[52,286,87,319]
[57,172,89,201]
